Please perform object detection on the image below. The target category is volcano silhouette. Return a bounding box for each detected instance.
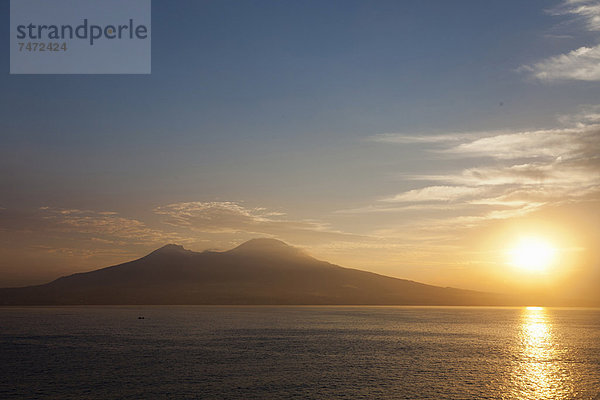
[0,239,507,305]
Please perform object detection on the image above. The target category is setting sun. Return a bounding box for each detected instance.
[508,237,557,272]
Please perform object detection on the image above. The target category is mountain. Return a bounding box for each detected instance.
[0,239,510,305]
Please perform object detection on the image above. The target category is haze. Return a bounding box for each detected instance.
[0,0,599,304]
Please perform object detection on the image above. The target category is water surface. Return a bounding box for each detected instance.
[1,306,599,399]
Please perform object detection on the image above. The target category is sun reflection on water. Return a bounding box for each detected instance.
[511,307,573,400]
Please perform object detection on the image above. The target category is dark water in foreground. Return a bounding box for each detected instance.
[1,306,599,399]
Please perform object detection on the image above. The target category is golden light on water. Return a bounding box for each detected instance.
[512,307,573,400]
[507,237,557,272]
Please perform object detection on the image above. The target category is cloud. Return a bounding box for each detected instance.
[368,132,477,144]
[0,207,179,248]
[418,127,600,198]
[520,45,600,82]
[0,207,185,282]
[352,110,600,228]
[552,0,600,31]
[382,186,486,203]
[38,207,174,244]
[521,1,600,82]
[443,125,599,161]
[557,104,600,126]
[370,123,599,161]
[154,201,366,244]
[1,202,368,257]
[154,202,273,232]
[334,202,473,215]
[439,202,548,229]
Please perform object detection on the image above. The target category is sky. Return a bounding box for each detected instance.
[1,0,599,301]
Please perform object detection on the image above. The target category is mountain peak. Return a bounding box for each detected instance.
[151,244,190,255]
[228,238,305,257]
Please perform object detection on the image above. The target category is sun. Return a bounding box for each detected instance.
[507,237,557,272]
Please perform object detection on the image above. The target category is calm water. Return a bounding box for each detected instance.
[1,306,599,399]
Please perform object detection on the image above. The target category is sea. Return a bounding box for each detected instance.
[0,306,599,399]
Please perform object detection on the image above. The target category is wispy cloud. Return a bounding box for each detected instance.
[0,207,183,280]
[368,132,478,144]
[442,128,589,159]
[444,127,600,166]
[433,202,548,229]
[350,109,600,228]
[1,201,367,255]
[154,201,366,245]
[382,186,486,203]
[551,0,600,31]
[557,104,600,126]
[154,201,276,231]
[38,207,174,245]
[520,45,600,82]
[521,0,600,82]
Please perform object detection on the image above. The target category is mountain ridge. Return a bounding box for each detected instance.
[0,239,512,306]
